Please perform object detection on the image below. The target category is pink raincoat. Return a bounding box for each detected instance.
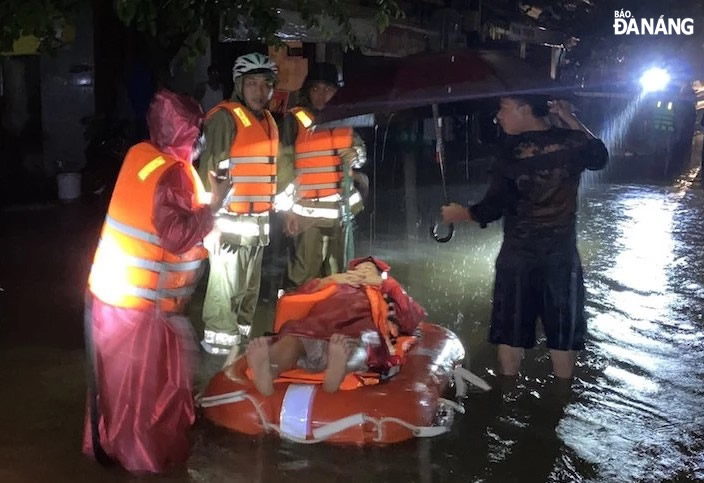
[83,90,213,473]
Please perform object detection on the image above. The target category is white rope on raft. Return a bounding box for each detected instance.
[197,391,463,443]
[197,366,491,408]
[195,368,491,444]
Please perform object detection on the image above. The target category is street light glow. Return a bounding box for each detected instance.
[640,67,670,93]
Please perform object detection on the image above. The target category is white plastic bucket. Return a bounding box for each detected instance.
[57,173,81,201]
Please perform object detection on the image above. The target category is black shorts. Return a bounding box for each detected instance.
[488,247,586,351]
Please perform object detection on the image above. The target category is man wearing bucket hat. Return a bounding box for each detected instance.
[197,53,295,355]
[278,62,368,290]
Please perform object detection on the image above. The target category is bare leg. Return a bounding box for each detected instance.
[497,344,524,376]
[246,336,304,396]
[549,349,577,379]
[246,338,274,396]
[322,334,354,393]
[269,336,305,375]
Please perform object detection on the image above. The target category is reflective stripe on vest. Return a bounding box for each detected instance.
[295,149,340,160]
[296,166,341,174]
[228,195,275,203]
[218,156,276,169]
[97,240,202,272]
[230,156,276,164]
[230,176,275,183]
[105,214,162,246]
[294,109,313,128]
[233,107,252,127]
[123,284,197,301]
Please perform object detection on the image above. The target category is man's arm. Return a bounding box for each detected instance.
[549,100,597,138]
[468,163,511,228]
[441,155,510,227]
[550,100,609,171]
[292,272,365,293]
[340,132,367,169]
[197,109,235,190]
[570,131,609,171]
[153,165,214,254]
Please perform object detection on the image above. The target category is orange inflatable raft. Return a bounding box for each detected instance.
[200,287,485,445]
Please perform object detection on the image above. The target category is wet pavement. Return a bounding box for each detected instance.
[1,140,704,482]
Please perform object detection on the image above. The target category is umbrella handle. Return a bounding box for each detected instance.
[431,222,454,243]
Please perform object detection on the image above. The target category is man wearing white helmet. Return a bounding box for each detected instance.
[198,52,294,355]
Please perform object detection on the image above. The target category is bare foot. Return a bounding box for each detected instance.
[246,337,274,396]
[322,334,354,393]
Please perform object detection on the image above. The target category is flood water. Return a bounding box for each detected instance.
[2,142,704,482]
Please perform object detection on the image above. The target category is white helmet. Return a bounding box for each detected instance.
[233,53,278,80]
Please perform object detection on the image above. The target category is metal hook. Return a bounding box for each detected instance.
[431,222,454,243]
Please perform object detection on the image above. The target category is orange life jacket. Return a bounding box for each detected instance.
[252,283,415,390]
[291,107,354,200]
[208,101,278,214]
[88,142,208,313]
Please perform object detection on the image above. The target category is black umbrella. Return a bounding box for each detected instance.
[318,49,563,123]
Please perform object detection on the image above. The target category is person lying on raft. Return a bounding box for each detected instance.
[246,257,426,394]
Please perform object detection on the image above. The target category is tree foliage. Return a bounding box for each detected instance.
[1,0,81,52]
[116,0,403,65]
[2,0,403,57]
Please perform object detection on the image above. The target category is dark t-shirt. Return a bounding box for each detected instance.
[470,127,608,255]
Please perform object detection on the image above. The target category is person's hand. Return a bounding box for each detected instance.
[352,263,383,286]
[441,203,471,224]
[207,170,230,214]
[283,211,300,237]
[327,272,365,287]
[203,228,221,255]
[339,147,359,167]
[548,100,576,122]
[549,99,588,132]
[360,270,382,286]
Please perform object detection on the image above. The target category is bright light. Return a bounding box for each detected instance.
[639,67,670,93]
